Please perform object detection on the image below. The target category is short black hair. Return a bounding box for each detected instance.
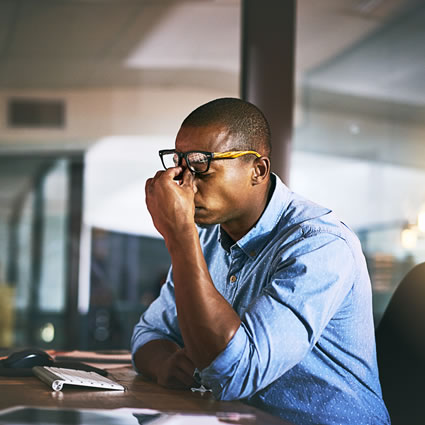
[181,97,271,158]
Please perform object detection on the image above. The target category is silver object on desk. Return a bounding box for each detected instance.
[32,366,125,392]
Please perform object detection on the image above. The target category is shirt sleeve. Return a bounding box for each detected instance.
[200,230,358,400]
[131,267,183,369]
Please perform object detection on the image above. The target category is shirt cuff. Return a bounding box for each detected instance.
[199,324,247,399]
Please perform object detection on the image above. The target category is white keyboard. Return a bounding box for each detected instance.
[32,366,125,392]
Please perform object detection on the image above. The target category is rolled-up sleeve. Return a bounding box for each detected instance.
[131,268,183,367]
[200,231,357,400]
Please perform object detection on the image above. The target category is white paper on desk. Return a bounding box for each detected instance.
[154,415,225,424]
[0,406,163,425]
[0,407,256,425]
[136,412,257,424]
[120,409,257,425]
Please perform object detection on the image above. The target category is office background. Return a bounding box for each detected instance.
[0,0,424,350]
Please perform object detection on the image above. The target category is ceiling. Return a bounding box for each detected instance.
[0,0,417,94]
[305,0,425,105]
[0,0,241,91]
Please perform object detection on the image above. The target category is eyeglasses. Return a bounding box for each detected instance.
[159,149,261,174]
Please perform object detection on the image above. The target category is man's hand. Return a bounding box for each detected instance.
[145,167,196,238]
[156,347,197,389]
[134,340,197,390]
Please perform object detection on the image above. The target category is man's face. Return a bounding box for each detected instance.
[175,124,255,229]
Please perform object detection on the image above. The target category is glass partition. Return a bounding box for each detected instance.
[293,0,425,324]
[0,155,82,348]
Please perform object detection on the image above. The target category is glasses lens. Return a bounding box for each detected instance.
[186,152,209,173]
[161,152,180,169]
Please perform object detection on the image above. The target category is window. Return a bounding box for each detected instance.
[293,0,425,323]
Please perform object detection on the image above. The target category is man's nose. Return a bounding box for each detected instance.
[180,157,189,170]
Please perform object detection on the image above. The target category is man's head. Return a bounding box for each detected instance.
[181,97,272,159]
[173,98,272,240]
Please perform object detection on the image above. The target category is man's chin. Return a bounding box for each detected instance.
[194,208,215,226]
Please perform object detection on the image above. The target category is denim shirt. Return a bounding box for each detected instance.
[132,174,390,425]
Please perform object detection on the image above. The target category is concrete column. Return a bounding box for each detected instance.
[241,0,296,183]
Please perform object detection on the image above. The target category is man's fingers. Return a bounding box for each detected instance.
[181,168,194,187]
[172,349,196,384]
[171,366,197,388]
[165,166,183,179]
[145,167,181,195]
[178,354,196,377]
[145,177,153,196]
[158,349,197,389]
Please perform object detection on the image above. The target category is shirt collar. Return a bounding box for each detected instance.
[219,173,291,257]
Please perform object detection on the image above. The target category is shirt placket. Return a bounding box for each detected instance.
[226,246,244,302]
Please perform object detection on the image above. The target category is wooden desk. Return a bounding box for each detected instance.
[0,366,293,424]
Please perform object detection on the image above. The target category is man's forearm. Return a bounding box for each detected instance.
[166,228,241,369]
[133,339,180,380]
[134,339,198,389]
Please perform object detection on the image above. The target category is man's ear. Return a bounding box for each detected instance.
[251,157,270,185]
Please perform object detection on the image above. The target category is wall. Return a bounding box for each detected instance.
[0,86,236,150]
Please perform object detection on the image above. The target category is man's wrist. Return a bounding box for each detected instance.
[164,224,199,252]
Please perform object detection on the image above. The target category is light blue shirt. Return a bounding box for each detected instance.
[132,174,390,425]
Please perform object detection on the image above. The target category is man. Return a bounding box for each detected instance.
[132,98,390,425]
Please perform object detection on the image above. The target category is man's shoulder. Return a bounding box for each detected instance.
[280,192,335,232]
[271,175,338,233]
[277,190,358,247]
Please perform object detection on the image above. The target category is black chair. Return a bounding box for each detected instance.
[375,262,425,425]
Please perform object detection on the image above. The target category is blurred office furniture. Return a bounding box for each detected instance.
[0,154,83,349]
[0,151,172,351]
[367,253,416,326]
[358,222,418,325]
[0,284,15,347]
[375,262,425,425]
[82,227,170,350]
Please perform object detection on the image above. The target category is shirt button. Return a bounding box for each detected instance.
[230,275,237,283]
